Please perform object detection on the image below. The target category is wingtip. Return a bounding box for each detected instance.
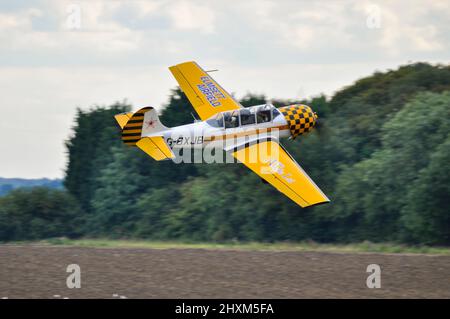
[303,199,331,208]
[169,61,197,69]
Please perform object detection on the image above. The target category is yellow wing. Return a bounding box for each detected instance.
[231,139,330,208]
[169,61,242,120]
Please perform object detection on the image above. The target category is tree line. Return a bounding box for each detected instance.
[1,62,449,245]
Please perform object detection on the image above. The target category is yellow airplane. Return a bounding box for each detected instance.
[114,61,330,208]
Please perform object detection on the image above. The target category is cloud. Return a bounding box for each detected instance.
[1,0,448,67]
[357,0,449,56]
[229,0,449,61]
[0,2,142,55]
[167,0,216,34]
[0,0,449,178]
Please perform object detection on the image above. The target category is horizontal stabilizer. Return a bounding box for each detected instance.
[136,136,175,161]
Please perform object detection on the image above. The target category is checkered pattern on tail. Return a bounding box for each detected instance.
[279,104,317,138]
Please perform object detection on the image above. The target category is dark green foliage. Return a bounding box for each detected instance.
[329,91,450,243]
[239,93,266,107]
[160,88,199,126]
[401,136,450,245]
[0,187,82,241]
[87,147,146,237]
[64,102,131,212]
[328,63,450,165]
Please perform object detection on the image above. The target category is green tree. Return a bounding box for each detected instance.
[134,184,181,239]
[160,87,199,126]
[0,188,82,241]
[331,91,450,242]
[401,135,450,245]
[87,147,145,237]
[64,102,131,212]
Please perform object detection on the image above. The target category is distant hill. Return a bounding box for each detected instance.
[0,178,63,196]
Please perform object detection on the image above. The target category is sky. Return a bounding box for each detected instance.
[0,0,449,178]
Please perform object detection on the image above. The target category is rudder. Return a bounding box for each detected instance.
[114,107,168,146]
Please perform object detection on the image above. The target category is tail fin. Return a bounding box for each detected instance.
[114,106,168,146]
[115,107,174,161]
[115,112,133,129]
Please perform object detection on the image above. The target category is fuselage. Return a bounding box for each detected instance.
[144,103,317,150]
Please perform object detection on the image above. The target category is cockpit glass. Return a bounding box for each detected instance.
[239,108,256,125]
[224,111,239,128]
[272,107,281,119]
[256,105,272,124]
[207,104,276,129]
[206,113,224,128]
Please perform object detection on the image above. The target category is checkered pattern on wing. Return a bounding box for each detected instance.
[279,104,316,138]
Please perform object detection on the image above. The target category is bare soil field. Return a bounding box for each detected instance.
[0,245,449,298]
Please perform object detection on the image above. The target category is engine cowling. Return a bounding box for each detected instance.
[279,104,318,139]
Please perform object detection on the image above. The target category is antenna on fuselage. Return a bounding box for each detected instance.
[205,69,219,73]
[191,112,201,123]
